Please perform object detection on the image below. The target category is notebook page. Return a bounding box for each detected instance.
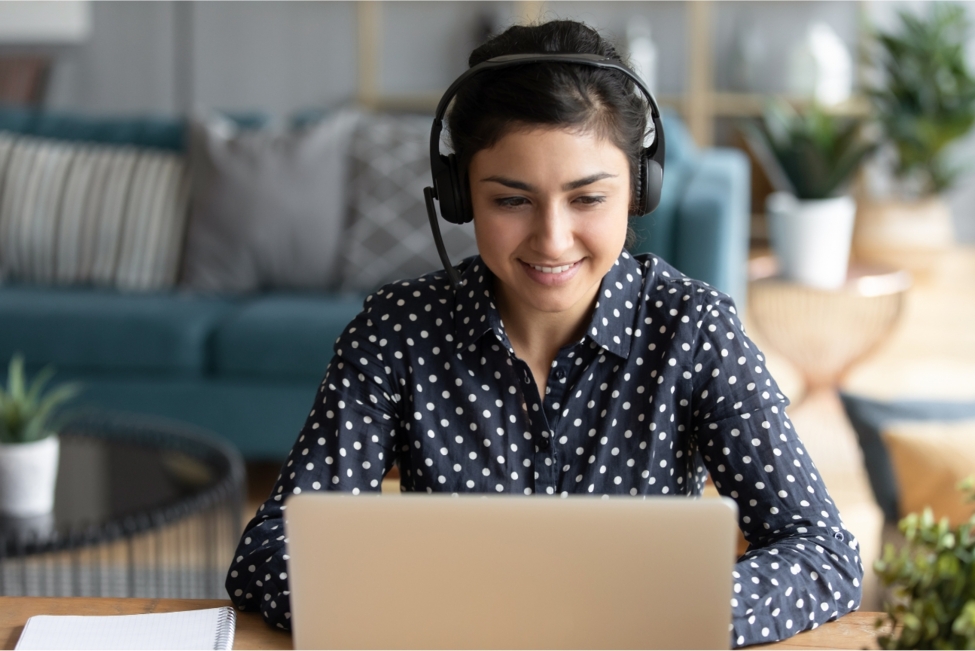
[15,606,234,650]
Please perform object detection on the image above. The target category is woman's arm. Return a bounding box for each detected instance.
[225,298,401,630]
[689,294,864,648]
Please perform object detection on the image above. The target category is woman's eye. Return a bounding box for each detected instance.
[495,196,529,208]
[575,195,606,206]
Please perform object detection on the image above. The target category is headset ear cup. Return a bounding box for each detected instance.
[437,154,472,225]
[633,157,646,216]
[448,154,473,224]
[642,157,664,215]
[435,155,459,224]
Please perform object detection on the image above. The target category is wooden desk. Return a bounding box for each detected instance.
[0,597,882,649]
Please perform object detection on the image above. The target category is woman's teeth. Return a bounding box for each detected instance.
[529,263,574,274]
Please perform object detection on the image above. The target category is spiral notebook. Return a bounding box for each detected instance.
[15,606,236,650]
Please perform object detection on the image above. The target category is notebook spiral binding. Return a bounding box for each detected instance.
[215,607,237,650]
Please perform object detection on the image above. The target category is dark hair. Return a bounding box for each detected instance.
[446,20,649,216]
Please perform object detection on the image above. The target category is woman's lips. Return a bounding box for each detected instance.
[519,259,582,286]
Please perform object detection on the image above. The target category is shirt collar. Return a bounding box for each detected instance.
[584,251,642,359]
[454,257,510,353]
[453,252,643,359]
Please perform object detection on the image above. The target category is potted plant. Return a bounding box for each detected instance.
[742,99,875,289]
[856,3,975,277]
[874,478,975,649]
[0,354,80,517]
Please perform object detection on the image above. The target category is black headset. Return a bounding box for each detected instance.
[423,53,666,288]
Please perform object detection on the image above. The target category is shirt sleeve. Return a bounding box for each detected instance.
[689,291,864,648]
[225,295,401,630]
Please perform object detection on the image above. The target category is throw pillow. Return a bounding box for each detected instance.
[0,132,189,290]
[839,392,975,522]
[180,109,361,293]
[883,420,975,526]
[338,113,479,293]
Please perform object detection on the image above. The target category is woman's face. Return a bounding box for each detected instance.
[468,126,631,325]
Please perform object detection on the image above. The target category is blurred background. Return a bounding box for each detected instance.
[4,1,974,240]
[0,0,973,614]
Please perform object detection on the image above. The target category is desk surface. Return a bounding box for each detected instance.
[0,597,882,649]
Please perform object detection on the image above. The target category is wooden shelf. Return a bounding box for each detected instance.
[710,92,871,119]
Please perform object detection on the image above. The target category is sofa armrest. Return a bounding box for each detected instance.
[673,148,751,306]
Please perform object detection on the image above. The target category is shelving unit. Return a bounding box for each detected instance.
[354,1,868,147]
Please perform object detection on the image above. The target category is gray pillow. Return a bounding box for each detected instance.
[181,109,360,292]
[339,113,479,293]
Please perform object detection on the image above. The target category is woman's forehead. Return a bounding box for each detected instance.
[474,125,627,162]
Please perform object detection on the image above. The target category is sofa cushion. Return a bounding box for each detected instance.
[0,286,234,375]
[338,113,480,293]
[839,392,975,522]
[180,109,360,293]
[212,294,365,381]
[0,132,190,291]
[0,106,186,151]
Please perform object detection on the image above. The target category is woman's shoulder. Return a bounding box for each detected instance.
[352,257,478,336]
[628,251,737,314]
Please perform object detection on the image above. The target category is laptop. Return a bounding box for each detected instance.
[285,493,738,650]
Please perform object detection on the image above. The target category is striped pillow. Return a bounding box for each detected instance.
[0,132,189,291]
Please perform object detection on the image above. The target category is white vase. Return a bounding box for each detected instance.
[0,435,60,517]
[766,193,856,290]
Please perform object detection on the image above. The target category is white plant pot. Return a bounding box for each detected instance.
[0,435,60,517]
[766,193,856,289]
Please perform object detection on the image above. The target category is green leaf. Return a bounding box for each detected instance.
[7,354,25,402]
[24,366,55,409]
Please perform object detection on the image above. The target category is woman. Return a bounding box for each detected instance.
[227,19,863,647]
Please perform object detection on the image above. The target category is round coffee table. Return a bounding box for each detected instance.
[748,256,912,398]
[0,412,245,599]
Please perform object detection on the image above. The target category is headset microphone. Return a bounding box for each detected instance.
[423,53,666,289]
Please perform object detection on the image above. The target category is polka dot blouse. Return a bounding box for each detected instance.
[227,251,864,647]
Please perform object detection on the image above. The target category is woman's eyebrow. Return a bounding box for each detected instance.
[480,172,617,192]
[480,176,535,191]
[562,172,617,190]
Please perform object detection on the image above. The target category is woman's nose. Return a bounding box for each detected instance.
[530,202,574,258]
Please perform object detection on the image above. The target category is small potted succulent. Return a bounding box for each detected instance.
[856,3,975,276]
[874,478,975,649]
[0,354,80,517]
[742,99,875,289]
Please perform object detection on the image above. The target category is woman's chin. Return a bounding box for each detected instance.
[510,281,599,317]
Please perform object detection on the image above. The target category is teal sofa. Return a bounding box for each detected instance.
[0,108,749,460]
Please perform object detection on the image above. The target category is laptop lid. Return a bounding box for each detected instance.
[285,494,737,650]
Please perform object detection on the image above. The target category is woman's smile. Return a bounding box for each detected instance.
[519,259,583,285]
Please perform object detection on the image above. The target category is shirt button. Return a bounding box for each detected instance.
[523,370,531,384]
[555,369,566,380]
[538,437,550,451]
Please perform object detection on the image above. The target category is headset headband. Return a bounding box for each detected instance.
[430,53,662,181]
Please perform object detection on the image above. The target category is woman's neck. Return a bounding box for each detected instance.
[494,279,598,394]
